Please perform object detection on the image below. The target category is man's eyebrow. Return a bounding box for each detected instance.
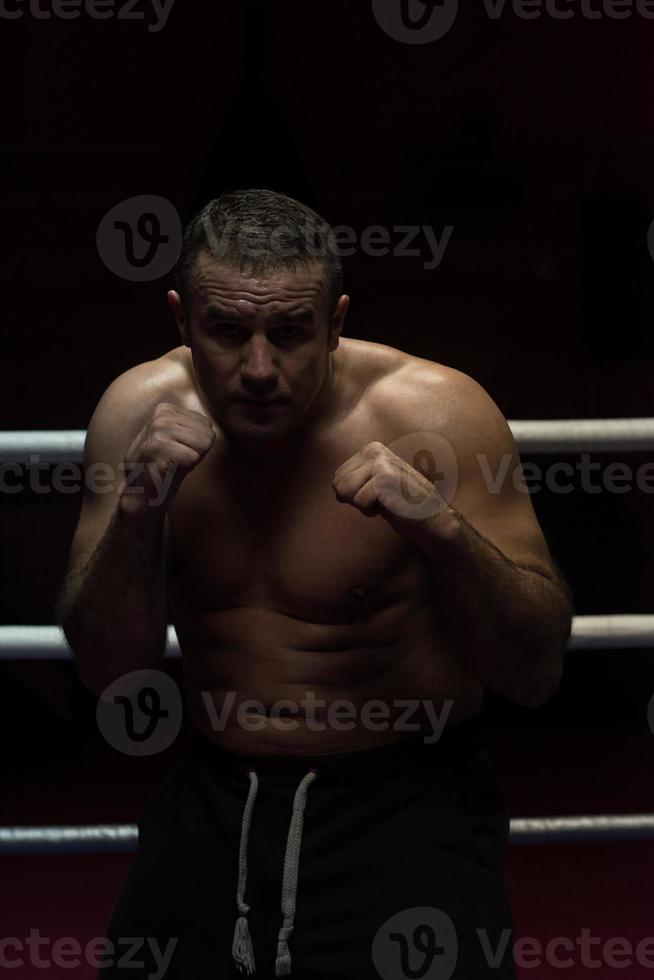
[204,304,243,319]
[203,304,314,323]
[270,309,314,323]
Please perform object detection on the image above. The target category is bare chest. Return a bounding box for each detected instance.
[166,423,433,622]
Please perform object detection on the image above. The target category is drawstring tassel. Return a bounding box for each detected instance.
[232,912,256,975]
[275,924,294,976]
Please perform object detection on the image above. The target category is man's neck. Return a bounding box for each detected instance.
[226,347,345,465]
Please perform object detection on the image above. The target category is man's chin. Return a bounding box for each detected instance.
[225,409,297,443]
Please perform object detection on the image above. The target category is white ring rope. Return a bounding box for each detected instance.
[509,813,654,843]
[1,419,654,462]
[0,618,652,661]
[569,615,654,649]
[0,824,137,853]
[2,814,653,853]
[508,418,654,453]
[0,431,86,464]
[0,625,180,660]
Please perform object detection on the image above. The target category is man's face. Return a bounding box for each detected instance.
[169,255,348,447]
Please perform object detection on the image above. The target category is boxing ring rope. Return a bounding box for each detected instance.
[1,617,653,661]
[2,814,654,855]
[3,420,654,657]
[2,418,654,462]
[1,421,652,857]
[0,431,86,464]
[508,418,654,453]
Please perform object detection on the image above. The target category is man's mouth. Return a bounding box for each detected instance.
[236,397,285,409]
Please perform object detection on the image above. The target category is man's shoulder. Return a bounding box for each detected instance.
[341,337,450,397]
[347,339,509,449]
[95,346,197,415]
[346,338,486,418]
[85,347,200,451]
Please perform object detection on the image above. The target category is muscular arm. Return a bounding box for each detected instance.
[337,363,574,707]
[55,364,170,695]
[56,506,168,696]
[411,372,574,707]
[414,509,573,707]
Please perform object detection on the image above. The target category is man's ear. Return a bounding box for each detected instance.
[328,294,350,352]
[168,290,190,347]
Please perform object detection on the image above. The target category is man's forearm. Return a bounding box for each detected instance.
[412,509,574,707]
[56,503,168,693]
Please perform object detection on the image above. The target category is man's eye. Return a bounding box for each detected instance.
[217,323,242,336]
[274,325,301,340]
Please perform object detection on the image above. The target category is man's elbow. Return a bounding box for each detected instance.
[512,652,565,708]
[64,626,168,698]
[512,597,572,707]
[513,674,561,708]
[75,653,167,699]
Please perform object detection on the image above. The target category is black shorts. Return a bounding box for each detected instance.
[99,716,517,979]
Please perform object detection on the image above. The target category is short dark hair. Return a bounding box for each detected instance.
[174,188,344,318]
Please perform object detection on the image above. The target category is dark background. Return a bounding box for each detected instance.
[1,2,653,976]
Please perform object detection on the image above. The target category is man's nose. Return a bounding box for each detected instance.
[241,335,278,389]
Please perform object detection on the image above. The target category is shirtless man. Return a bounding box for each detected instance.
[58,189,573,979]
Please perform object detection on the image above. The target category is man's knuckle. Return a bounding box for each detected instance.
[182,448,201,467]
[148,431,168,452]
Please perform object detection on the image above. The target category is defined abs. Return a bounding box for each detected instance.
[178,604,483,756]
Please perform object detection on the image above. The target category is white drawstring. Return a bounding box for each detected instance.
[275,769,318,976]
[232,769,258,975]
[231,767,318,977]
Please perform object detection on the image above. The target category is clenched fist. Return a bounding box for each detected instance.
[332,440,454,538]
[120,402,215,514]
